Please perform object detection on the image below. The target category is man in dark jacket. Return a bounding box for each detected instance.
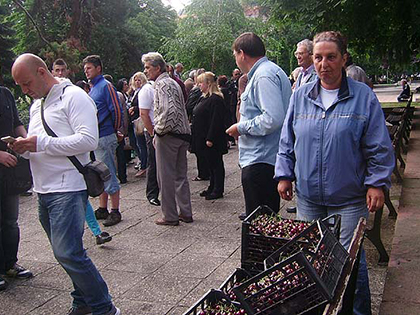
[0,86,32,290]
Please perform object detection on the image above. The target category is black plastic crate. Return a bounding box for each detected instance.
[241,206,341,275]
[264,220,349,298]
[220,268,252,302]
[233,252,331,315]
[183,289,246,315]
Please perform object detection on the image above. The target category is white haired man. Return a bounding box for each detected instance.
[142,52,193,226]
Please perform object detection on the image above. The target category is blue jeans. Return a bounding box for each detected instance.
[136,133,148,170]
[297,197,372,315]
[95,133,120,195]
[85,201,101,236]
[38,191,112,314]
[0,191,19,273]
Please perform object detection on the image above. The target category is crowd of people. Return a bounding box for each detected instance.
[0,31,394,315]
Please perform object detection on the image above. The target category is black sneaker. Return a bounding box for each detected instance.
[103,211,121,226]
[66,305,92,315]
[104,305,120,315]
[96,232,112,245]
[95,208,109,220]
[0,276,7,290]
[5,264,33,279]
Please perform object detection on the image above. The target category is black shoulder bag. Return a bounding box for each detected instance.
[40,99,110,197]
[1,88,33,195]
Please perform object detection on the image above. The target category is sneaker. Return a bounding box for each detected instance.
[103,211,121,227]
[104,305,120,315]
[5,264,33,279]
[0,276,7,290]
[96,232,112,245]
[95,208,109,220]
[66,306,92,315]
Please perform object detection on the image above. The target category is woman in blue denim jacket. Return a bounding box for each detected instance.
[275,31,394,315]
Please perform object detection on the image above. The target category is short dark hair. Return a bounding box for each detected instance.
[232,32,266,57]
[53,58,67,68]
[83,55,103,72]
[313,31,348,56]
[217,75,228,87]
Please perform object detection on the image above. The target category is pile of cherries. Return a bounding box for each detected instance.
[249,215,312,239]
[198,304,247,315]
[241,262,309,311]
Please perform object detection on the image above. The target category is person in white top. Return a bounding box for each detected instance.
[138,80,161,206]
[11,53,120,315]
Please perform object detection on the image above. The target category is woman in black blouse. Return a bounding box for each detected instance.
[192,72,228,200]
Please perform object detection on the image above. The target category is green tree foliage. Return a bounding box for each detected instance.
[0,3,16,86]
[3,0,177,81]
[162,0,248,76]
[264,0,420,72]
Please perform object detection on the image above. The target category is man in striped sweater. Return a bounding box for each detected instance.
[83,55,123,227]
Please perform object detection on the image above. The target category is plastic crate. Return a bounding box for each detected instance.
[233,252,332,315]
[220,268,252,302]
[264,220,349,298]
[241,206,341,275]
[182,289,246,315]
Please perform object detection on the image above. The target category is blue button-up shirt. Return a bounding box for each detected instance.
[237,57,292,168]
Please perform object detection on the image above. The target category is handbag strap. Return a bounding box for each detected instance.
[40,97,89,175]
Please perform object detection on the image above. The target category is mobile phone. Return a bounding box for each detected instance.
[1,136,16,143]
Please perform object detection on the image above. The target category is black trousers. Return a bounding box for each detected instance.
[241,163,279,215]
[145,132,159,200]
[204,148,225,195]
[194,151,210,179]
[116,140,127,183]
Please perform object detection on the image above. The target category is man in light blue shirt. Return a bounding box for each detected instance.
[226,32,292,219]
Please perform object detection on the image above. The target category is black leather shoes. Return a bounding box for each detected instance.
[199,190,208,197]
[149,198,161,206]
[205,193,223,200]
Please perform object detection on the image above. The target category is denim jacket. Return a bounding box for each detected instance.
[237,57,292,168]
[275,74,394,206]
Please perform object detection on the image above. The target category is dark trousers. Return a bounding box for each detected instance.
[194,151,210,179]
[0,189,19,273]
[241,163,279,215]
[204,149,225,195]
[145,132,159,200]
[116,140,127,183]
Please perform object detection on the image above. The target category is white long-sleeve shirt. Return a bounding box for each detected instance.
[27,80,99,194]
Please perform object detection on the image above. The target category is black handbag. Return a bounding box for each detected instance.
[40,98,110,197]
[1,151,33,195]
